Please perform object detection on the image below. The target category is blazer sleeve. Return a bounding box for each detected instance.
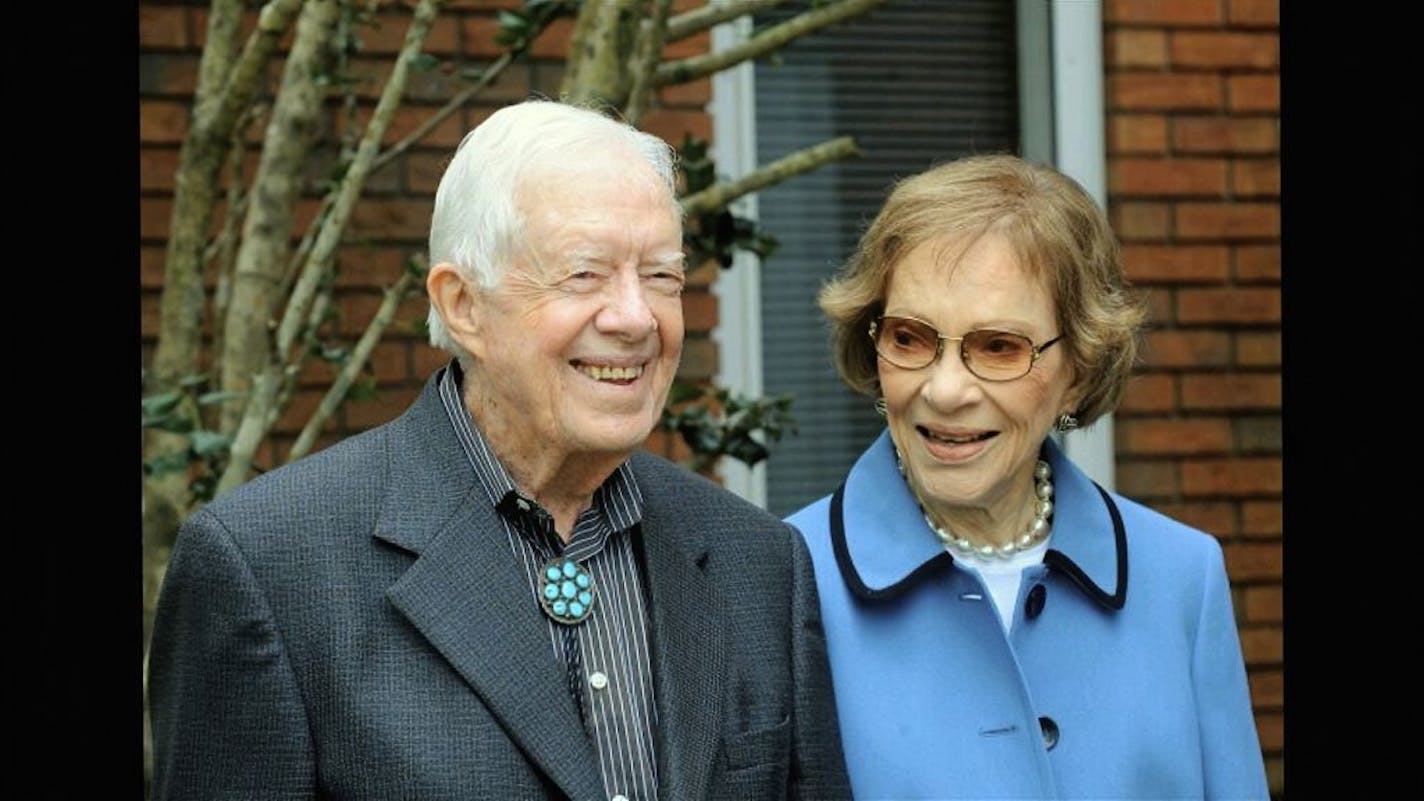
[788,528,854,801]
[1192,540,1271,800]
[148,508,316,800]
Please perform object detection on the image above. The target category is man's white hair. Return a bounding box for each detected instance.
[425,98,681,360]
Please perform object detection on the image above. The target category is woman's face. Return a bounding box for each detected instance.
[877,231,1078,522]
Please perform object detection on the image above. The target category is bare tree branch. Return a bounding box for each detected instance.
[272,282,334,420]
[193,0,247,123]
[288,267,422,461]
[561,0,646,107]
[655,0,887,87]
[143,1,306,640]
[371,49,513,173]
[275,0,445,360]
[208,111,261,413]
[679,135,861,217]
[148,0,305,397]
[215,363,284,497]
[622,0,674,125]
[219,0,342,436]
[665,0,785,42]
[364,0,568,173]
[220,0,447,492]
[203,0,312,169]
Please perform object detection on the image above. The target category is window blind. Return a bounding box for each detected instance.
[754,0,1021,516]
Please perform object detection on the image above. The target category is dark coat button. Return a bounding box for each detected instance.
[1039,716,1059,750]
[1025,584,1047,619]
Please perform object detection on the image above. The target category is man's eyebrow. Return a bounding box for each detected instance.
[560,247,605,268]
[645,251,687,268]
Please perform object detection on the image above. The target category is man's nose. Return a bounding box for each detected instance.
[598,268,658,339]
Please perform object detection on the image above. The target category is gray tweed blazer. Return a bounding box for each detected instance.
[149,372,851,800]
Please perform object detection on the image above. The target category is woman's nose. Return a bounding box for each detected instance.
[920,344,980,408]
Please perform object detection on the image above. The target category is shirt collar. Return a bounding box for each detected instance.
[435,360,644,532]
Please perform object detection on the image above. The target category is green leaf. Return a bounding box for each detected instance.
[143,452,191,477]
[678,135,717,193]
[726,438,770,467]
[666,380,704,406]
[679,133,708,161]
[196,390,246,406]
[328,158,352,184]
[409,53,440,72]
[495,10,530,45]
[190,475,217,503]
[748,232,778,261]
[142,391,183,419]
[724,407,753,434]
[346,375,379,402]
[691,427,721,454]
[146,415,194,434]
[189,430,233,457]
[318,343,350,363]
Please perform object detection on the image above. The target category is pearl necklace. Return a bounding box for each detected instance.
[914,459,1055,560]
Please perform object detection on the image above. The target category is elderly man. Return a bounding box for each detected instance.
[148,99,851,800]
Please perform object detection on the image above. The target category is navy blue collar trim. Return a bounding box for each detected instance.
[829,477,1128,612]
[1043,481,1128,611]
[830,481,954,602]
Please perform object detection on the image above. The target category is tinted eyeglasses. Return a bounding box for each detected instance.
[869,315,1063,382]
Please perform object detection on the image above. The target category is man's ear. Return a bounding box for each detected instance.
[426,263,485,358]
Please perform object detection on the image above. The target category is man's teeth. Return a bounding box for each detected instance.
[580,364,643,381]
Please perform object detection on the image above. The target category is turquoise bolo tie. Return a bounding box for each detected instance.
[538,557,596,624]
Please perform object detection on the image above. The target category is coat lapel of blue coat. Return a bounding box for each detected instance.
[838,431,951,594]
[1040,437,1129,609]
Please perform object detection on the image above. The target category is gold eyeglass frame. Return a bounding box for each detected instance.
[869,315,1063,382]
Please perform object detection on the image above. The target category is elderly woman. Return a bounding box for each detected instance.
[785,154,1269,800]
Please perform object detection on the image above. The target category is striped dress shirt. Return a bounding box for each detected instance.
[437,362,660,801]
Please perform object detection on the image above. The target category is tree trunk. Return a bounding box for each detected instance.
[143,0,308,546]
[561,0,648,109]
[219,0,342,435]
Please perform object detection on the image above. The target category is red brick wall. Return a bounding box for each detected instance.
[139,0,711,468]
[1104,0,1282,794]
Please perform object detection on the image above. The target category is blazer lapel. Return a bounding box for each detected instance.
[373,376,606,800]
[636,486,728,800]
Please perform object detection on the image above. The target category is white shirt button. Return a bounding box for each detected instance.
[589,671,609,691]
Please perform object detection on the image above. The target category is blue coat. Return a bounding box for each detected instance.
[786,431,1269,800]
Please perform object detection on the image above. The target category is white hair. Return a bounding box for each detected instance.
[425,98,681,359]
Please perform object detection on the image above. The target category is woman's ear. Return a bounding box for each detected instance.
[1057,362,1090,423]
[1062,381,1087,419]
[426,263,485,358]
